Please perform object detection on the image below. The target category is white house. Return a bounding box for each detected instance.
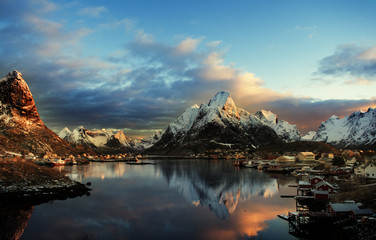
[364,162,376,179]
[354,164,366,177]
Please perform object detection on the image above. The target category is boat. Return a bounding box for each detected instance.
[242,160,258,168]
[257,161,271,170]
[51,158,66,166]
[264,163,293,173]
[277,214,290,221]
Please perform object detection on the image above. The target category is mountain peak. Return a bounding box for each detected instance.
[0,70,92,155]
[207,91,239,118]
[255,110,277,124]
[208,91,231,108]
[0,70,42,126]
[58,127,72,139]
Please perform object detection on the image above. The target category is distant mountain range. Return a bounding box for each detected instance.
[1,70,375,155]
[58,126,161,153]
[303,108,376,149]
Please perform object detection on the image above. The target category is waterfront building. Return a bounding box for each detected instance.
[297,152,315,161]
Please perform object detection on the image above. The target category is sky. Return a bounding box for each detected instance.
[1,0,376,137]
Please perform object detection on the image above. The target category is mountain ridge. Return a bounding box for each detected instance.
[148,91,301,154]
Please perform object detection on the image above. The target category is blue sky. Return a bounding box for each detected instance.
[1,0,376,137]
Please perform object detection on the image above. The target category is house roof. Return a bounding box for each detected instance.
[298,181,311,186]
[316,181,334,189]
[310,176,325,181]
[299,152,315,156]
[329,203,359,212]
[365,162,376,170]
[277,156,295,160]
[352,208,374,215]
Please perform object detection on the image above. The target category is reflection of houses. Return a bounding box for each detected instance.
[297,152,315,162]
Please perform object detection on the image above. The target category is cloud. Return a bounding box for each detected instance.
[174,37,202,55]
[1,1,375,138]
[316,44,376,83]
[78,6,107,17]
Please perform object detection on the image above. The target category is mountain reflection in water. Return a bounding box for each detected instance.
[159,160,279,219]
[17,160,297,240]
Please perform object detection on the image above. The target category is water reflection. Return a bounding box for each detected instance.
[155,160,279,219]
[69,162,128,181]
[0,205,33,239]
[17,160,297,240]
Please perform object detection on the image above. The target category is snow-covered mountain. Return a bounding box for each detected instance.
[58,126,114,148]
[149,91,300,153]
[58,126,162,152]
[302,131,316,141]
[252,110,301,142]
[311,108,376,148]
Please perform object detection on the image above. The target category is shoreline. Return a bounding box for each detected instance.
[0,157,91,206]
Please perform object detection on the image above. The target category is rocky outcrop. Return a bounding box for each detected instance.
[0,70,92,156]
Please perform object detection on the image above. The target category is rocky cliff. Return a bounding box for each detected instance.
[0,70,91,155]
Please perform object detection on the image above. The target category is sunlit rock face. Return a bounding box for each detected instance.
[0,71,42,127]
[156,160,278,219]
[149,91,300,154]
[312,108,376,148]
[0,71,90,155]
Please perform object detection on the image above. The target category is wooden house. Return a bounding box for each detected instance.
[328,202,360,218]
[315,181,334,193]
[275,156,296,164]
[364,162,376,179]
[313,190,329,200]
[310,176,325,188]
[297,152,315,161]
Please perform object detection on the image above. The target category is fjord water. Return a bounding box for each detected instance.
[20,160,298,240]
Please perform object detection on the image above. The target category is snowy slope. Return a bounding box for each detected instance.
[312,108,376,147]
[59,126,162,151]
[302,131,316,141]
[58,126,113,148]
[132,130,163,150]
[252,110,301,141]
[151,91,301,152]
[168,105,200,136]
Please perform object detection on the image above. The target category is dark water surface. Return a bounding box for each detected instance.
[18,159,298,240]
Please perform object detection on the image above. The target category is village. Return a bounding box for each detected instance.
[1,147,376,239]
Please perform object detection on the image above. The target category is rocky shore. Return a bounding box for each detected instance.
[0,157,91,205]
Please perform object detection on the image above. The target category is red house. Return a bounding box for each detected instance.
[313,190,329,200]
[298,180,311,189]
[315,181,334,193]
[310,176,325,188]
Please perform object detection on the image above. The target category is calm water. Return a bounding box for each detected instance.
[14,159,298,240]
